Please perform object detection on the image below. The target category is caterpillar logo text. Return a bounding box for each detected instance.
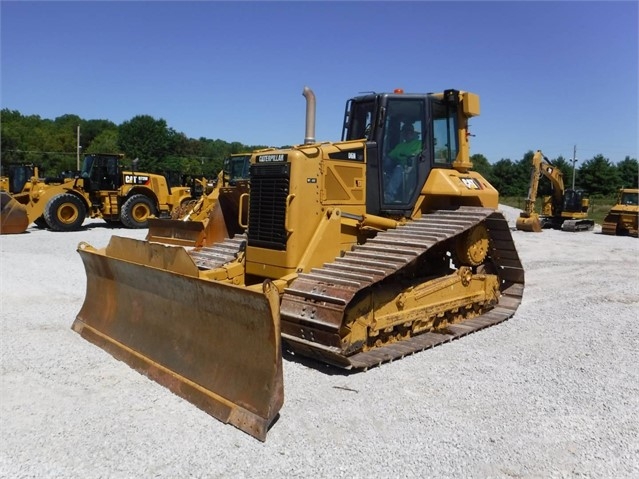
[124,175,150,185]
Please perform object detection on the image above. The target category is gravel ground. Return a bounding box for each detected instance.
[1,205,638,479]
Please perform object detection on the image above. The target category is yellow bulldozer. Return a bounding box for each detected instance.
[0,153,192,234]
[602,188,638,237]
[516,150,594,232]
[72,87,524,441]
[145,153,251,247]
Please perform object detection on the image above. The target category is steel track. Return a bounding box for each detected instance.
[186,207,525,370]
[279,207,524,369]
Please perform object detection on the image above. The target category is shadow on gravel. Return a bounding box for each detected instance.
[282,349,355,377]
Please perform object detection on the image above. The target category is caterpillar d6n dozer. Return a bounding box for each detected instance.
[145,153,250,247]
[516,150,594,233]
[602,188,638,237]
[72,87,524,441]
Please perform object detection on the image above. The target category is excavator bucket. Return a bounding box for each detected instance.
[515,212,542,232]
[0,191,30,234]
[72,236,283,441]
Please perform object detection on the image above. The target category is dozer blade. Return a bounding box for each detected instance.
[515,213,542,232]
[72,236,283,441]
[0,191,30,234]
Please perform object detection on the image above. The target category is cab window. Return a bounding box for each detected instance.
[432,101,459,165]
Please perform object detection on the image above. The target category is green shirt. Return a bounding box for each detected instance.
[389,139,422,165]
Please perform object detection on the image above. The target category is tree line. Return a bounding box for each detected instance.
[1,109,637,197]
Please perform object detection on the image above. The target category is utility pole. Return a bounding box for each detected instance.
[570,144,577,190]
[76,125,81,171]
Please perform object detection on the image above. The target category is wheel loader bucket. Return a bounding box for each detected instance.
[145,200,230,248]
[145,217,209,247]
[146,183,248,248]
[0,191,30,234]
[72,236,283,441]
[515,212,542,232]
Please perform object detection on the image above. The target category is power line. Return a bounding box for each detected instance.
[4,149,77,155]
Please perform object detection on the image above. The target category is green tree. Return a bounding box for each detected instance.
[86,129,120,154]
[118,115,172,171]
[577,155,621,196]
[490,159,522,196]
[82,119,118,148]
[616,156,638,188]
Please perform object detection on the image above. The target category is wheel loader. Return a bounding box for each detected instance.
[72,87,524,441]
[2,153,192,234]
[516,150,594,232]
[145,153,251,247]
[602,188,638,237]
[0,163,72,233]
[0,163,39,194]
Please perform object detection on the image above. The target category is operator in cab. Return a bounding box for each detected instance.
[385,122,422,202]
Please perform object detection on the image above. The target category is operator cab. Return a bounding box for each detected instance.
[224,154,251,186]
[7,165,34,194]
[342,89,462,214]
[620,190,639,206]
[563,188,589,214]
[80,154,123,191]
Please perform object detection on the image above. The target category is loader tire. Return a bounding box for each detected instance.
[44,194,86,232]
[121,194,157,229]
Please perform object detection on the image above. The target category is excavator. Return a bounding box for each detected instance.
[72,87,524,441]
[516,150,594,232]
[145,153,251,247]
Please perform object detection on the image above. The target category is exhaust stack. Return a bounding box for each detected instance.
[302,86,316,145]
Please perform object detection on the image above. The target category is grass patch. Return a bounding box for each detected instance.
[500,196,616,225]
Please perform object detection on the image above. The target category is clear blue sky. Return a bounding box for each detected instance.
[2,1,637,165]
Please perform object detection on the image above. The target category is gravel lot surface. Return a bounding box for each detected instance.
[1,205,638,479]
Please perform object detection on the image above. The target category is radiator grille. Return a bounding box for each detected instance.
[248,162,290,250]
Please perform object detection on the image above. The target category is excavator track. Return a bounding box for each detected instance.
[561,219,595,232]
[279,207,524,370]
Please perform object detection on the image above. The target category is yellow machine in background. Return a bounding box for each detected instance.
[2,153,192,234]
[1,164,39,233]
[73,87,524,441]
[0,164,40,195]
[0,191,29,234]
[146,153,250,247]
[602,188,638,237]
[516,150,594,232]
